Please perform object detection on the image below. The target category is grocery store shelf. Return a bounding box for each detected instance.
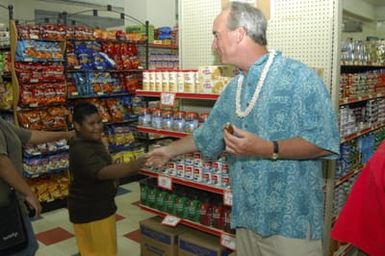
[138,203,234,238]
[140,169,227,195]
[333,243,353,256]
[335,168,362,187]
[136,90,219,100]
[0,45,11,50]
[341,122,385,143]
[145,43,178,49]
[66,68,143,73]
[68,91,133,99]
[41,197,67,213]
[137,126,189,138]
[339,92,385,105]
[23,168,68,179]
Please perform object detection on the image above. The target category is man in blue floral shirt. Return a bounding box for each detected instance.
[147,2,339,255]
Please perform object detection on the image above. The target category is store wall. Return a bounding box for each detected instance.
[9,0,120,24]
[124,0,176,27]
[343,0,375,20]
[342,0,385,42]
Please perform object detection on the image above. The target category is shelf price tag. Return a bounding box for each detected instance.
[158,175,173,191]
[160,92,176,106]
[220,233,236,251]
[223,189,233,206]
[162,215,181,227]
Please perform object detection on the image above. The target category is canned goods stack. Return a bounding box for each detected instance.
[145,152,231,189]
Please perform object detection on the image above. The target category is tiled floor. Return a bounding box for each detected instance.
[32,182,154,256]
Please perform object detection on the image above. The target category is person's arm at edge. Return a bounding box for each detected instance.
[28,130,74,144]
[0,155,41,216]
[97,155,147,180]
[146,136,198,167]
[162,136,197,158]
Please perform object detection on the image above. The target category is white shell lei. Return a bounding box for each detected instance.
[235,50,277,118]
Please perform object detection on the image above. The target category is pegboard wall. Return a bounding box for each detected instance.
[179,0,340,98]
[179,0,221,68]
[267,0,339,98]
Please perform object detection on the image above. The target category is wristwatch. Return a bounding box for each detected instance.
[272,141,279,160]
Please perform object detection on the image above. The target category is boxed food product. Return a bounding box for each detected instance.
[198,65,237,94]
[178,229,229,256]
[126,24,155,43]
[140,216,189,256]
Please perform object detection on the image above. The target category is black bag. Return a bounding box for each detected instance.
[0,190,28,254]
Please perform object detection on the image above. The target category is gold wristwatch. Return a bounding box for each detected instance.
[272,141,279,160]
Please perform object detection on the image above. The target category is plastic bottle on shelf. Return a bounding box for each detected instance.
[200,193,213,226]
[212,200,225,230]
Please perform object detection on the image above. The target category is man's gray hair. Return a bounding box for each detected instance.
[226,2,267,46]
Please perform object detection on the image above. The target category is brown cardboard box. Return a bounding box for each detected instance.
[140,216,188,256]
[178,230,228,256]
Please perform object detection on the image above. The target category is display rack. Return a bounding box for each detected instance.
[136,79,235,252]
[136,90,219,100]
[5,6,149,209]
[138,203,234,238]
[140,169,228,195]
[136,126,189,138]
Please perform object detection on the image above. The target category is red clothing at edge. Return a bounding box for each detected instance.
[331,141,385,256]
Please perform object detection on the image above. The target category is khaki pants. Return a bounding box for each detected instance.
[236,228,322,256]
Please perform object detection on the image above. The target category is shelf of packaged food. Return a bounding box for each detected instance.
[0,45,10,51]
[340,63,385,68]
[140,169,227,195]
[339,91,385,105]
[109,142,142,153]
[335,167,362,187]
[41,197,67,213]
[136,90,219,100]
[341,122,385,143]
[23,168,68,179]
[136,126,189,138]
[138,203,234,238]
[66,68,143,73]
[0,72,12,78]
[104,118,138,126]
[147,43,178,49]
[68,91,134,99]
[18,37,66,42]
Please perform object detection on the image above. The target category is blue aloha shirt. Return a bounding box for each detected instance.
[193,51,340,240]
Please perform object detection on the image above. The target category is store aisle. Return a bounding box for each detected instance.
[32,182,153,256]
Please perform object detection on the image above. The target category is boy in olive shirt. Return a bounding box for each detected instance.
[68,103,146,256]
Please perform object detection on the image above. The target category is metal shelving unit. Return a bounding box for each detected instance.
[136,90,219,100]
[140,169,228,195]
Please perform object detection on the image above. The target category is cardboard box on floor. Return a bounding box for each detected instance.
[140,216,189,256]
[178,229,229,256]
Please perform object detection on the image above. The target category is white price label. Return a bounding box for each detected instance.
[162,215,181,227]
[223,190,233,206]
[160,92,176,106]
[220,233,236,250]
[158,175,173,190]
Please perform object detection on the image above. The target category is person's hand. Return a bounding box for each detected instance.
[129,154,149,170]
[146,146,173,168]
[223,125,270,156]
[24,192,42,218]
